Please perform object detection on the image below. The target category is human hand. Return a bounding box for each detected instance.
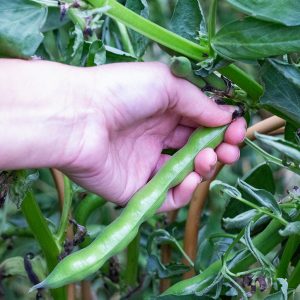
[62,62,246,211]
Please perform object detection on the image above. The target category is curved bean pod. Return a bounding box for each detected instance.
[30,126,227,290]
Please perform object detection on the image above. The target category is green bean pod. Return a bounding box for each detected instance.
[170,56,206,89]
[170,56,232,94]
[30,126,227,291]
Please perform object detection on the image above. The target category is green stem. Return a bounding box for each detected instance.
[56,176,73,245]
[277,235,300,278]
[223,229,245,261]
[74,194,106,248]
[173,239,194,268]
[289,257,300,288]
[124,231,140,286]
[208,0,217,56]
[219,64,263,100]
[87,0,263,101]
[21,192,66,299]
[88,0,208,59]
[245,138,300,175]
[115,21,135,56]
[209,233,237,240]
[234,195,288,226]
[68,8,86,30]
[74,194,106,225]
[162,220,284,296]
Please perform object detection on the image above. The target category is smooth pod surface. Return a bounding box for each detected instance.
[30,126,227,291]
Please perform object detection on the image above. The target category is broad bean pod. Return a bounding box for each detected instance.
[30,126,227,290]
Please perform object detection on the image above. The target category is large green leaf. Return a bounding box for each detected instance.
[212,17,300,60]
[0,0,47,58]
[285,123,300,144]
[238,179,282,216]
[169,0,203,42]
[260,59,300,127]
[41,7,69,32]
[223,163,275,220]
[225,0,300,26]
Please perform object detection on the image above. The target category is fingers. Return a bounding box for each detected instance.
[158,172,201,212]
[215,117,246,164]
[216,143,240,164]
[168,76,237,127]
[224,117,247,144]
[156,116,247,212]
[164,117,246,150]
[194,148,217,180]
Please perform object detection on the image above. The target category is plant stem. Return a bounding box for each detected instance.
[124,231,140,286]
[88,0,208,59]
[56,176,73,245]
[163,220,284,296]
[245,138,300,175]
[74,194,106,225]
[174,239,194,268]
[277,235,300,278]
[289,256,300,288]
[233,196,288,226]
[87,0,263,100]
[21,192,66,299]
[208,0,218,56]
[219,64,263,100]
[115,21,135,56]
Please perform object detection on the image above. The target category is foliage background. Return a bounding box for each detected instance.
[0,0,299,299]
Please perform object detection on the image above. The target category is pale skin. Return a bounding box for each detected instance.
[0,59,246,212]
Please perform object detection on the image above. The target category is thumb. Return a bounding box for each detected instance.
[169,76,236,127]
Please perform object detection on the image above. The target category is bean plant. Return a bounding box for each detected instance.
[0,0,300,299]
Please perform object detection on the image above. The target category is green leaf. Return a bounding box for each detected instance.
[147,229,175,254]
[86,40,106,66]
[279,221,300,236]
[223,163,275,220]
[265,278,291,300]
[0,0,47,58]
[237,179,282,216]
[255,132,300,164]
[169,0,203,42]
[146,255,189,279]
[260,59,300,127]
[41,7,69,32]
[285,123,300,145]
[212,18,300,60]
[244,221,274,270]
[223,209,257,231]
[210,180,241,199]
[125,0,149,57]
[105,45,137,63]
[225,0,300,26]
